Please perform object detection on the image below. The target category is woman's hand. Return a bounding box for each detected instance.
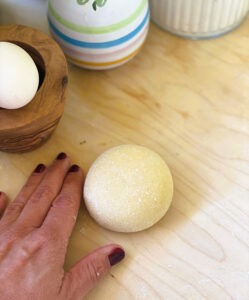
[0,153,125,300]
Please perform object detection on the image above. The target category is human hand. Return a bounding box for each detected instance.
[0,153,125,300]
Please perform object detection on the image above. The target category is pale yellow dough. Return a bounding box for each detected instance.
[84,144,174,232]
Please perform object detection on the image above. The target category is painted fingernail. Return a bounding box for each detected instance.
[34,164,46,173]
[57,152,67,160]
[0,192,2,197]
[68,164,79,173]
[108,248,125,266]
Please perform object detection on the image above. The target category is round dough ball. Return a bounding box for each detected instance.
[0,42,39,109]
[84,144,174,232]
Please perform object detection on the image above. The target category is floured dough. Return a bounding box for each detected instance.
[84,144,174,232]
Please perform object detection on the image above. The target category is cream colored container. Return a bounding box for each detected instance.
[150,0,249,39]
[48,0,149,70]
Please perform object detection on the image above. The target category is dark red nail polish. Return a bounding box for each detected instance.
[0,192,2,197]
[68,164,79,173]
[57,152,67,160]
[108,248,125,266]
[34,164,46,173]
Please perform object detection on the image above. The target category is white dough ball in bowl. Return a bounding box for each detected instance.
[84,144,174,233]
[0,42,39,110]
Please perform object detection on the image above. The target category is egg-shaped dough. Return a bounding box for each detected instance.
[0,42,39,109]
[84,144,174,232]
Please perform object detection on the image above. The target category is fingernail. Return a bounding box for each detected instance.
[57,152,67,160]
[108,248,125,266]
[68,164,79,173]
[34,164,46,173]
[0,192,2,197]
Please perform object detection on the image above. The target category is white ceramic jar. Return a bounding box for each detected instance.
[48,0,149,70]
[150,0,249,39]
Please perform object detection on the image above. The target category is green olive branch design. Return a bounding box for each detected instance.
[77,0,107,11]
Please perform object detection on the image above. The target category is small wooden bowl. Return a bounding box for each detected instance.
[0,25,68,153]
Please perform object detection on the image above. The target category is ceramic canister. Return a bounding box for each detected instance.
[48,0,149,70]
[150,0,249,39]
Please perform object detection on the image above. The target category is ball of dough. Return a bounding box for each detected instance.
[0,42,39,109]
[84,144,174,232]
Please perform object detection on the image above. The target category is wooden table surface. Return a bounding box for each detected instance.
[1,13,249,300]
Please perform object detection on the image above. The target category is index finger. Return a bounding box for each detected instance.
[40,165,84,243]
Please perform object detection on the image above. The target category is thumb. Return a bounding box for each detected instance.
[60,244,125,300]
[0,192,7,216]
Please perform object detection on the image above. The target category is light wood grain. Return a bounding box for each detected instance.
[0,16,249,300]
[0,25,68,152]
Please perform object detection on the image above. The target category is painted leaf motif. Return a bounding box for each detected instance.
[77,0,90,4]
[95,0,107,7]
[77,0,107,10]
